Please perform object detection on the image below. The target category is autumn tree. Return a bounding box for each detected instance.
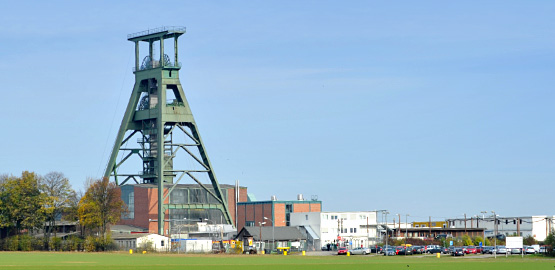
[0,171,46,236]
[78,177,126,238]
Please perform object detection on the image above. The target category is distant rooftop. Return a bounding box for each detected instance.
[127,26,186,40]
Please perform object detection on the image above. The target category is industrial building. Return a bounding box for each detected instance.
[118,183,247,235]
[290,211,379,250]
[446,215,555,241]
[236,194,321,231]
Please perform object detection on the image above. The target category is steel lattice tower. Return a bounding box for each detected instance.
[104,27,233,235]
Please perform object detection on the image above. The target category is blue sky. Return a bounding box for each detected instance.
[1,1,554,222]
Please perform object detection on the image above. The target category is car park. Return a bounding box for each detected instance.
[337,247,348,255]
[452,248,464,256]
[349,247,371,255]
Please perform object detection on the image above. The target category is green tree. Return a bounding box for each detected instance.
[523,235,537,246]
[462,234,473,246]
[473,236,484,246]
[544,232,555,256]
[78,177,126,238]
[0,172,46,235]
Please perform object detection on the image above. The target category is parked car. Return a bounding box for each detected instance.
[412,246,423,254]
[427,247,442,254]
[452,248,465,256]
[525,246,536,254]
[338,247,348,255]
[441,247,450,254]
[371,246,383,253]
[475,246,483,253]
[510,248,522,254]
[482,246,495,254]
[495,246,507,254]
[397,247,413,255]
[383,247,396,256]
[465,246,477,254]
[349,247,371,255]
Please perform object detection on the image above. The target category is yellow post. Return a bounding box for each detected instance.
[143,251,147,254]
[436,252,440,258]
[347,252,350,256]
[284,250,287,256]
[302,250,305,256]
[262,250,265,255]
[129,249,133,254]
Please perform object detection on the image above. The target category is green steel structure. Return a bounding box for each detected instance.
[104,27,233,235]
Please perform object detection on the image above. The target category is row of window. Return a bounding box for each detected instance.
[324,214,370,221]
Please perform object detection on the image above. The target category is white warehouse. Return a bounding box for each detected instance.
[290,211,379,250]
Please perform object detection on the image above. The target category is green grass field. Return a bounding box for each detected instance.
[0,252,553,270]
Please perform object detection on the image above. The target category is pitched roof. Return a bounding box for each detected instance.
[237,226,305,241]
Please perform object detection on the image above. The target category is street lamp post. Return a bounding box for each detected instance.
[480,211,487,250]
[491,211,497,259]
[384,211,390,256]
[264,217,274,252]
[258,221,266,253]
[405,214,409,247]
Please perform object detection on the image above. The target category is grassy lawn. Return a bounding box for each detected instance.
[0,252,553,270]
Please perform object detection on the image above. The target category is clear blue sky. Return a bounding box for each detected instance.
[1,1,554,222]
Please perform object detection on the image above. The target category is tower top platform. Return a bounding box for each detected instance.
[127,26,186,42]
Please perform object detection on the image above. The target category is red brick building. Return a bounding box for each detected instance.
[237,197,321,231]
[118,184,247,234]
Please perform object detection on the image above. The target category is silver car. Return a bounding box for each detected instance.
[349,247,371,255]
[496,246,507,254]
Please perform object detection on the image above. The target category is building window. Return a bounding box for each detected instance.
[353,228,357,233]
[161,240,164,247]
[306,215,308,220]
[123,190,134,219]
[350,228,353,233]
[246,221,254,227]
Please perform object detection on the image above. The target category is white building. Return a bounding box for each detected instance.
[113,233,171,252]
[447,215,554,241]
[290,211,379,249]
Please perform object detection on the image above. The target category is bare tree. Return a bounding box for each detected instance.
[40,172,74,246]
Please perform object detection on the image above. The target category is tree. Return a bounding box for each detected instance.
[462,235,473,246]
[0,171,46,235]
[78,177,126,238]
[523,235,537,246]
[40,172,74,241]
[544,232,555,256]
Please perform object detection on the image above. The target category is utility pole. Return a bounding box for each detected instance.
[398,214,401,237]
[429,216,432,243]
[464,213,467,234]
[480,211,487,247]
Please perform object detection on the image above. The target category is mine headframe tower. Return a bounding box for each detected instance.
[104,27,233,235]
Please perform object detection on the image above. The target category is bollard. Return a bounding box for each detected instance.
[143,251,147,254]
[129,249,133,255]
[284,250,287,256]
[436,252,440,258]
[347,252,350,256]
[262,250,265,255]
[302,251,305,256]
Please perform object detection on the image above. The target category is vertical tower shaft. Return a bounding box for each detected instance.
[104,27,233,235]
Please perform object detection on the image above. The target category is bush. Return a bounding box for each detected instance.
[18,235,33,251]
[137,239,154,253]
